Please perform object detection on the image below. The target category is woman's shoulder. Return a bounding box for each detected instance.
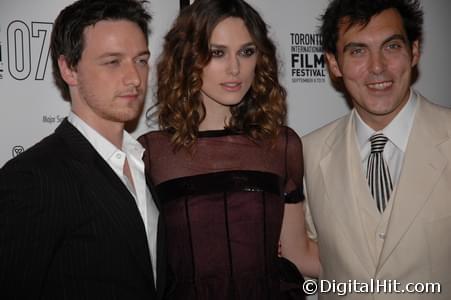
[277,126,302,145]
[139,129,171,139]
[138,130,172,147]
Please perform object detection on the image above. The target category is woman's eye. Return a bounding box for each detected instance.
[240,47,256,57]
[210,49,224,57]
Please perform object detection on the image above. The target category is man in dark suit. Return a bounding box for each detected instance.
[0,0,166,299]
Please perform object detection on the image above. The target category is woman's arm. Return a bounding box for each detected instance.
[279,201,321,278]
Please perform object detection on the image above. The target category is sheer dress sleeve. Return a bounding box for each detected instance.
[281,127,305,203]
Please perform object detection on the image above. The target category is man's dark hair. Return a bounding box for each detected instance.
[320,0,423,55]
[50,0,151,101]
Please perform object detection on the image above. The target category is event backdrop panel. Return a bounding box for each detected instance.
[1,0,450,167]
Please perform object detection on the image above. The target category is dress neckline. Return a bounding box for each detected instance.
[197,128,239,138]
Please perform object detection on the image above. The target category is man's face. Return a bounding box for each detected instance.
[64,20,150,130]
[326,8,420,130]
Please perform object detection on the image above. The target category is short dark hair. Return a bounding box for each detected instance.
[320,0,423,55]
[50,0,151,101]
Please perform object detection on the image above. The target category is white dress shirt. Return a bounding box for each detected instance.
[68,112,159,283]
[354,89,419,186]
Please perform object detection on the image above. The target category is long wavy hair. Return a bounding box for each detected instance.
[154,0,287,150]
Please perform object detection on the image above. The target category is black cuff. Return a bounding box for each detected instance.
[284,186,305,203]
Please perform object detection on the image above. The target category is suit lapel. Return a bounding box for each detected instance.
[55,119,155,285]
[139,139,170,297]
[90,155,156,284]
[320,114,376,275]
[377,97,449,271]
[145,171,168,298]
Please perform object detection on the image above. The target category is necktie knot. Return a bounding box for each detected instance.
[369,133,388,153]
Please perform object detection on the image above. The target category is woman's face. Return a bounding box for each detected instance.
[200,17,258,121]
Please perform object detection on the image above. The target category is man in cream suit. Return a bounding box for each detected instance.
[303,0,451,299]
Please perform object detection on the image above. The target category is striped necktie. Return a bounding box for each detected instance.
[367,133,393,212]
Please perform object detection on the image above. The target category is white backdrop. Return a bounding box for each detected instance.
[0,0,450,298]
[1,0,450,166]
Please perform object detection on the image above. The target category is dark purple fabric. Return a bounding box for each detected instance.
[139,127,305,300]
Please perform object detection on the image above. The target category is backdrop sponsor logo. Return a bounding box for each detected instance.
[3,20,52,81]
[42,114,65,124]
[12,146,25,158]
[290,32,326,84]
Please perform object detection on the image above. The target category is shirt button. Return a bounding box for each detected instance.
[116,153,122,159]
[378,232,386,239]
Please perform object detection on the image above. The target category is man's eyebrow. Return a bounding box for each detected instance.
[136,50,151,56]
[97,52,123,59]
[97,50,150,59]
[342,34,407,53]
[382,34,407,45]
[343,42,367,53]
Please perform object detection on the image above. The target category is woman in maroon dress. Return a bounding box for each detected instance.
[139,0,320,298]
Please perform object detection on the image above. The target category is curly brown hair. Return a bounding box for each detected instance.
[154,0,286,150]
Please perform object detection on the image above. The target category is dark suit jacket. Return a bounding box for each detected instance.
[0,119,167,300]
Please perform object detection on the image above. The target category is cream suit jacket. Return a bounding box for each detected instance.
[303,95,451,299]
